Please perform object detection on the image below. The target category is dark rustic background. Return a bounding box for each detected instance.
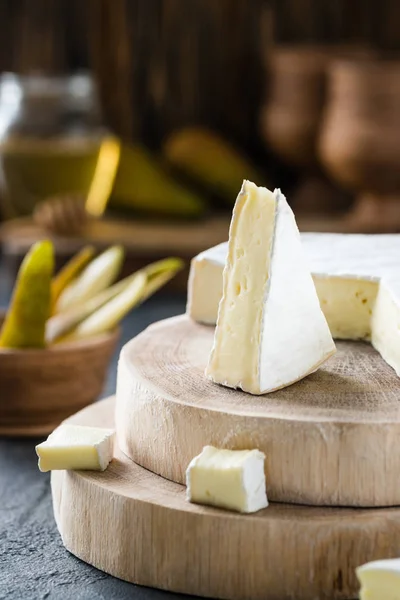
[0,0,399,241]
[0,0,398,146]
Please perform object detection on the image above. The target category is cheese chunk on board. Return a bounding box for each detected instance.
[36,424,114,472]
[357,558,400,600]
[205,181,336,394]
[188,232,400,378]
[186,445,268,513]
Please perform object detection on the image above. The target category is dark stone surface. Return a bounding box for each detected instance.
[0,284,197,600]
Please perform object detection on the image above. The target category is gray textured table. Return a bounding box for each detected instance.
[0,280,198,600]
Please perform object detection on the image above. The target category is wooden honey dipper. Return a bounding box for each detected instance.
[34,137,120,236]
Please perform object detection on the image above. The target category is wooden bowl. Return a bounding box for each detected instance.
[319,58,400,231]
[0,318,119,437]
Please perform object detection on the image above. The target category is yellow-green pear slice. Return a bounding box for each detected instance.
[142,257,184,279]
[51,245,95,314]
[163,127,264,205]
[55,245,124,313]
[0,240,54,348]
[47,271,137,343]
[64,272,147,340]
[140,256,184,301]
[142,264,182,301]
[111,143,206,217]
[47,256,184,343]
[66,258,183,339]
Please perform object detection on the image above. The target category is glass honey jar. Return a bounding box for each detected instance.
[0,72,107,218]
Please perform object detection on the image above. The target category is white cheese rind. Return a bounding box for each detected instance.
[186,445,268,513]
[206,182,335,394]
[371,284,400,377]
[258,190,335,392]
[36,424,115,472]
[357,558,400,600]
[187,233,400,377]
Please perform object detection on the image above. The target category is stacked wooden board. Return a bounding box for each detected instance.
[53,302,400,598]
[53,395,400,600]
[51,186,400,600]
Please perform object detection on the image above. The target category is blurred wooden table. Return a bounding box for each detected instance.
[0,212,351,289]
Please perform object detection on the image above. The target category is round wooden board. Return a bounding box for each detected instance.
[116,315,400,507]
[52,396,400,600]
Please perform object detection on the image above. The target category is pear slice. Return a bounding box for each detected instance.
[139,256,184,301]
[51,246,95,314]
[142,257,183,280]
[47,272,136,343]
[110,144,206,217]
[55,245,124,313]
[47,257,184,343]
[64,272,147,341]
[0,240,54,348]
[163,127,264,205]
[141,264,182,301]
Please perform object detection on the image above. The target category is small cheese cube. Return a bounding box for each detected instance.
[36,424,114,472]
[186,445,268,514]
[357,558,400,600]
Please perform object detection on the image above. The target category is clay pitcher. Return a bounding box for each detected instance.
[319,58,400,232]
[261,46,328,169]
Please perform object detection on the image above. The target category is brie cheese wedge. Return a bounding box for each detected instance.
[205,181,336,394]
[36,424,115,472]
[188,232,400,378]
[186,445,268,513]
[357,558,400,600]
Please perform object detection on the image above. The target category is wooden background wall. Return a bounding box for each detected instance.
[0,0,88,74]
[272,0,399,49]
[0,0,398,151]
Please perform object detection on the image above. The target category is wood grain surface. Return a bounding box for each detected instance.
[52,396,400,600]
[116,315,400,507]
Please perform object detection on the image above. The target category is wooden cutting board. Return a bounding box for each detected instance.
[52,396,400,600]
[116,315,400,508]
